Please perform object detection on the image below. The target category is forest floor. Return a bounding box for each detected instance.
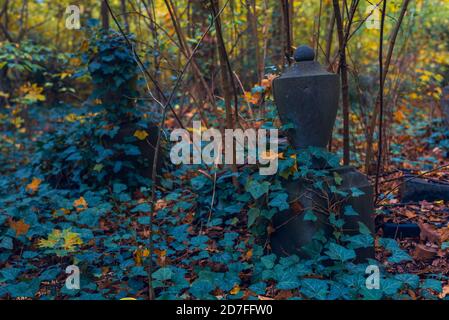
[1,104,449,300]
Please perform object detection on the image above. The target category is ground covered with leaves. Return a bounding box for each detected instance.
[1,31,449,301]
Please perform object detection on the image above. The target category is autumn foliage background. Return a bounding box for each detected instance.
[0,0,449,300]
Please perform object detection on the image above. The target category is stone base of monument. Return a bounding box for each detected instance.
[103,121,164,186]
[270,166,375,262]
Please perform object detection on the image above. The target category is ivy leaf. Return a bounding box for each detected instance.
[152,267,173,281]
[224,202,244,214]
[39,267,61,281]
[360,287,382,300]
[6,279,40,298]
[0,236,13,250]
[190,175,208,190]
[344,205,358,216]
[1,268,21,281]
[394,274,419,289]
[275,272,300,290]
[268,192,289,211]
[345,234,373,249]
[113,183,127,194]
[303,209,317,222]
[350,187,365,197]
[131,203,151,213]
[358,222,372,235]
[190,279,214,299]
[248,282,266,295]
[421,279,442,293]
[246,180,270,200]
[260,254,276,269]
[325,243,356,262]
[300,278,328,300]
[382,278,402,295]
[247,208,260,228]
[333,172,343,185]
[388,247,412,264]
[137,216,150,225]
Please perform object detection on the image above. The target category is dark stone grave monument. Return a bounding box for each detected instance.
[270,45,375,261]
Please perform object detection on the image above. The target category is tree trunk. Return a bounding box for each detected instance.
[332,0,350,165]
[269,0,284,68]
[364,0,410,173]
[120,0,130,33]
[325,10,335,67]
[281,0,293,65]
[245,0,262,84]
[101,0,110,30]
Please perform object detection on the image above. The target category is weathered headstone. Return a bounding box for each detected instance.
[273,45,339,151]
[270,45,375,261]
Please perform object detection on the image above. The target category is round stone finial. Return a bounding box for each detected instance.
[293,45,315,62]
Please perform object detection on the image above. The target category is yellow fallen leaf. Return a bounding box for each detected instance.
[230,284,240,295]
[393,110,405,123]
[63,230,83,250]
[73,196,88,211]
[434,200,445,205]
[10,219,30,237]
[439,285,449,299]
[70,57,81,66]
[20,83,46,102]
[60,72,72,79]
[134,130,149,140]
[260,151,283,161]
[245,249,253,260]
[134,248,148,266]
[26,177,42,193]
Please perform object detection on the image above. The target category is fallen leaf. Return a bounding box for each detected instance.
[404,210,416,219]
[134,130,149,140]
[275,290,293,300]
[394,110,406,122]
[245,249,253,260]
[438,285,449,299]
[73,196,88,212]
[10,219,30,237]
[155,249,166,266]
[26,177,42,193]
[230,285,240,295]
[413,244,438,261]
[419,222,441,244]
[134,248,144,266]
